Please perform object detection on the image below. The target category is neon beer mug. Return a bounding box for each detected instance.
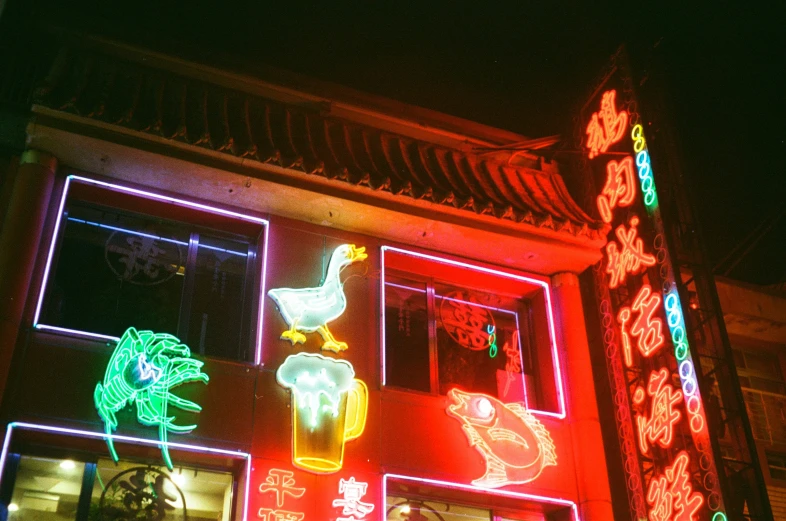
[277,353,368,473]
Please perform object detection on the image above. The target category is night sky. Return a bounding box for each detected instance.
[25,0,786,285]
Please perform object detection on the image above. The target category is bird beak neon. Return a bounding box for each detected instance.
[349,245,367,263]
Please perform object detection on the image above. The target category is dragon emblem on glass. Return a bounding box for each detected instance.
[94,327,209,470]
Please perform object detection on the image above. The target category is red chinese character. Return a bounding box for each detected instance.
[634,368,683,453]
[606,216,656,289]
[618,284,665,366]
[260,469,305,508]
[646,452,704,521]
[258,509,305,521]
[597,156,637,222]
[586,90,628,159]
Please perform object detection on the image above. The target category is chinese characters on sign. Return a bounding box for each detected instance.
[332,477,374,521]
[259,468,306,521]
[586,87,723,520]
[646,452,704,521]
[586,89,628,159]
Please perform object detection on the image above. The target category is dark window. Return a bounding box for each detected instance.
[767,452,786,481]
[37,177,266,363]
[382,248,562,414]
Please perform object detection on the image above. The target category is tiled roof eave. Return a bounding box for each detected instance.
[32,43,609,242]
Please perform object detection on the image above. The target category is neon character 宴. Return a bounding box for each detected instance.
[332,477,375,521]
[586,89,628,159]
[94,327,209,470]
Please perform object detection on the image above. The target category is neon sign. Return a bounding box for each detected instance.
[94,327,209,470]
[634,368,683,453]
[332,477,374,521]
[585,88,726,520]
[617,284,665,366]
[258,468,306,520]
[597,156,637,222]
[445,389,556,488]
[606,216,656,288]
[646,452,704,521]
[268,244,367,353]
[585,89,628,159]
[276,353,368,474]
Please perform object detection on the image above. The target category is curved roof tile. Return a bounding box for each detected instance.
[35,46,607,240]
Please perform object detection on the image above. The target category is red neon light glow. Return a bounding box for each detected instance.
[635,369,683,454]
[606,217,656,288]
[585,90,629,159]
[445,389,557,488]
[646,451,704,521]
[617,285,665,363]
[597,156,637,222]
[260,469,306,508]
[332,477,374,520]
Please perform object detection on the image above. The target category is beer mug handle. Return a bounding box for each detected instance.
[344,378,368,441]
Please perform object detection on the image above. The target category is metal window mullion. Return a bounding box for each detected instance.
[177,232,200,342]
[75,462,97,521]
[426,280,439,396]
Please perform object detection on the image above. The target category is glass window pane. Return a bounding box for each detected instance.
[384,274,430,393]
[42,202,188,337]
[91,458,233,521]
[386,496,490,521]
[9,456,86,521]
[435,283,525,401]
[186,234,250,360]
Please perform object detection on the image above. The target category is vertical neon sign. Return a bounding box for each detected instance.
[584,89,726,520]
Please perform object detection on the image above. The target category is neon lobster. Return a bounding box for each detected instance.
[94,327,209,470]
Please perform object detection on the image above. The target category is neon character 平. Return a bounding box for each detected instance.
[94,327,209,470]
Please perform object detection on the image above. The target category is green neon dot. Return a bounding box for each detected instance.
[712,513,727,521]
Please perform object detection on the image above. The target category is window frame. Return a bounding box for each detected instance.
[32,174,270,365]
[0,422,251,521]
[380,245,566,419]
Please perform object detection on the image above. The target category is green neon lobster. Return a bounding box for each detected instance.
[94,327,209,470]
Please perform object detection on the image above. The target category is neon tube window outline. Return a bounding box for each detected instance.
[32,175,270,365]
[382,474,580,521]
[380,246,566,419]
[0,422,252,521]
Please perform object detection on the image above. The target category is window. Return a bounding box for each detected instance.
[767,452,786,481]
[733,349,785,395]
[381,247,564,416]
[35,176,268,363]
[4,454,234,521]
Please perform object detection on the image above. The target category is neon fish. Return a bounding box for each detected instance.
[446,389,556,488]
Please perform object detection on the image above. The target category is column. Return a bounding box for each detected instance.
[0,149,57,399]
[552,271,614,521]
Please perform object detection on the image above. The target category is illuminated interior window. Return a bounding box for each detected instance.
[36,177,267,363]
[3,454,234,521]
[382,248,563,415]
[386,496,491,521]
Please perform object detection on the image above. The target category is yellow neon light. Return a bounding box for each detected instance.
[268,244,367,352]
[277,353,368,474]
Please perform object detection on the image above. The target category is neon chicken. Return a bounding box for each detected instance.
[446,389,556,488]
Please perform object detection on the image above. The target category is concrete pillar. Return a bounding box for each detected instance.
[0,149,57,399]
[552,271,614,521]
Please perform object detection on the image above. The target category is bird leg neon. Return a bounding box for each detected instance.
[268,244,367,352]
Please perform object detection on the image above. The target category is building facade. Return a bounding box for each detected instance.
[715,278,786,519]
[0,31,617,521]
